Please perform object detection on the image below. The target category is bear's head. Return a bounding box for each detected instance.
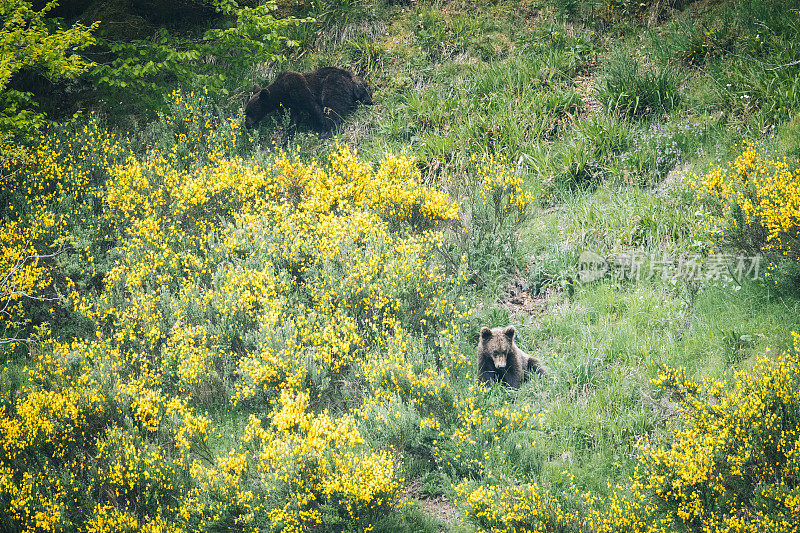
[353,80,374,105]
[479,326,517,369]
[244,84,278,128]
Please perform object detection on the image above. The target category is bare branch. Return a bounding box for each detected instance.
[731,53,800,71]
[0,337,37,345]
[1,248,62,288]
[766,59,800,71]
[1,291,61,303]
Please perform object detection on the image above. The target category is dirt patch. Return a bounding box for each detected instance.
[421,497,460,526]
[404,480,460,527]
[498,275,561,316]
[575,70,602,117]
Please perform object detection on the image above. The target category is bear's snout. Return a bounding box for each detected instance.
[492,354,507,368]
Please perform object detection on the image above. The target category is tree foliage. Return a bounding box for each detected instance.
[0,0,97,133]
[88,1,307,110]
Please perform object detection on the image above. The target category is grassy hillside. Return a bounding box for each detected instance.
[1,0,800,531]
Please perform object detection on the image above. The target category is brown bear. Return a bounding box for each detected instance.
[477,326,548,388]
[244,67,373,136]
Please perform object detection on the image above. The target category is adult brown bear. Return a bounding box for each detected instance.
[244,67,373,136]
[477,326,548,388]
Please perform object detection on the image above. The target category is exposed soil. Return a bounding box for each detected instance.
[404,480,460,528]
[575,70,602,117]
[498,275,561,316]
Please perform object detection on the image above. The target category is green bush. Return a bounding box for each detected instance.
[0,0,98,137]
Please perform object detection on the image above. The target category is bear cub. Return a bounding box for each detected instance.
[477,326,548,389]
[245,66,373,136]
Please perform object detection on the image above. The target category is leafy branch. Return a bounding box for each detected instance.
[0,0,98,135]
[88,1,309,95]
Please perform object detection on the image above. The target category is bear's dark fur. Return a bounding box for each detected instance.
[477,326,548,388]
[245,67,373,136]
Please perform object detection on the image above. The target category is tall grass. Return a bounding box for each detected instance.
[595,47,682,118]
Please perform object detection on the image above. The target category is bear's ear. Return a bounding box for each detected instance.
[252,83,261,94]
[504,326,516,340]
[480,327,492,341]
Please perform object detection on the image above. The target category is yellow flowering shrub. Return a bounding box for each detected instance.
[329,146,459,228]
[250,389,400,531]
[0,343,106,532]
[85,504,138,533]
[422,388,545,482]
[156,88,245,164]
[93,427,183,514]
[451,153,536,283]
[1,115,120,343]
[686,143,800,269]
[456,481,579,533]
[0,466,67,533]
[636,333,800,531]
[0,217,55,337]
[474,153,535,216]
[1,94,465,530]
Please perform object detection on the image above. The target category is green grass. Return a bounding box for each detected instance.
[595,45,682,118]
